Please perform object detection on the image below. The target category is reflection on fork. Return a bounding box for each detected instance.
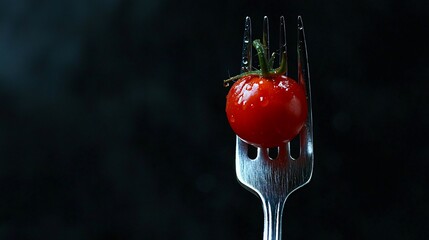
[234,16,313,240]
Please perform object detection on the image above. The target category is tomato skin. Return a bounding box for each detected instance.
[226,74,307,148]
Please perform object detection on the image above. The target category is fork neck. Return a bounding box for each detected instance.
[261,197,286,240]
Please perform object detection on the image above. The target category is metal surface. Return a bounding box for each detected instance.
[235,16,313,240]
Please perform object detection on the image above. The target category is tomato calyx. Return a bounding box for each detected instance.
[224,39,288,87]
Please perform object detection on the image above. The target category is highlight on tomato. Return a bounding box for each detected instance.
[224,40,308,148]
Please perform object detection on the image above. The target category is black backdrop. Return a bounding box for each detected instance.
[1,0,428,239]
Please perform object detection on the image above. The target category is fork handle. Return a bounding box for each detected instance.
[262,198,285,240]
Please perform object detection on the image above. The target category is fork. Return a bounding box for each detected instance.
[235,16,314,240]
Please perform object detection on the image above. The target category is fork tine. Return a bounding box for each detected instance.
[262,16,270,59]
[297,16,314,168]
[236,136,249,163]
[277,16,291,160]
[237,16,253,160]
[278,142,291,160]
[279,16,287,70]
[241,16,252,74]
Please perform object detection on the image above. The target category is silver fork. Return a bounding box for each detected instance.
[235,16,313,240]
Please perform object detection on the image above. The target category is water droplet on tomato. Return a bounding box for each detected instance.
[242,101,247,110]
[229,114,235,123]
[245,84,252,91]
[259,96,269,107]
[238,95,243,105]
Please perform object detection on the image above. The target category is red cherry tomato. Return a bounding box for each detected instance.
[226,74,307,148]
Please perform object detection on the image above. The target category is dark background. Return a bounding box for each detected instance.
[1,0,428,239]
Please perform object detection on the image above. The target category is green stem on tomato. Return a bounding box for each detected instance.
[267,52,276,70]
[223,39,289,87]
[223,70,260,86]
[274,51,287,75]
[252,39,270,77]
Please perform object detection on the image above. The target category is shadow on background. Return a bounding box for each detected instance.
[0,0,428,239]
